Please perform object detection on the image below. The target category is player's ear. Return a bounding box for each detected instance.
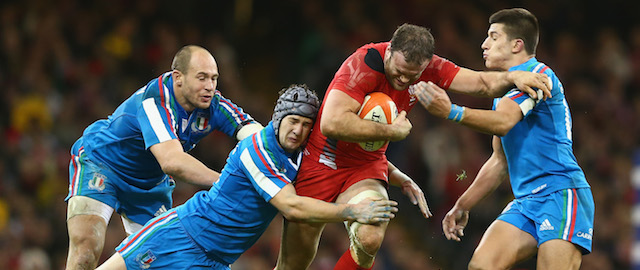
[172,70,183,86]
[512,39,525,54]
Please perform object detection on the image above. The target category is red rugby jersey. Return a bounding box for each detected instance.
[305,42,460,169]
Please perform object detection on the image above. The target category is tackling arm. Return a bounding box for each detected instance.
[415,81,523,136]
[320,90,411,142]
[270,184,398,224]
[150,139,220,186]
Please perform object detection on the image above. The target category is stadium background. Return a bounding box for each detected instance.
[0,0,637,269]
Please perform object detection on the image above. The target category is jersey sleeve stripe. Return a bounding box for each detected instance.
[240,149,283,198]
[508,91,525,100]
[157,75,176,134]
[142,98,173,142]
[538,66,549,73]
[219,96,248,122]
[255,133,291,183]
[252,135,290,185]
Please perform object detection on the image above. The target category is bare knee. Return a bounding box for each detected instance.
[355,225,385,255]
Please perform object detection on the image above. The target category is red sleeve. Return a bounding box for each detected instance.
[327,47,384,104]
[420,55,460,90]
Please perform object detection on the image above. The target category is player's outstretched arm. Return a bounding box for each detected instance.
[388,161,432,219]
[270,184,398,224]
[443,136,508,241]
[448,68,551,100]
[415,81,523,136]
[150,139,221,186]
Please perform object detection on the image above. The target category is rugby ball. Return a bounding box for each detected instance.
[357,92,398,151]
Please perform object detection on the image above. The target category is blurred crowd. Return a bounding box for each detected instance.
[0,0,638,269]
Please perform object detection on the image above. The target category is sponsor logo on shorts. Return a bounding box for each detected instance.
[89,173,106,192]
[577,228,593,240]
[539,219,554,231]
[136,249,156,269]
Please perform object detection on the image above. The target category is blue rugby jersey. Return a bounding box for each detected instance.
[177,122,300,265]
[493,58,590,198]
[77,72,256,189]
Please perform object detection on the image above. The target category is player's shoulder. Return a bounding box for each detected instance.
[140,73,171,99]
[345,42,388,74]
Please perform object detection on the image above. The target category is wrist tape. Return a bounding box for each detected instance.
[447,104,465,123]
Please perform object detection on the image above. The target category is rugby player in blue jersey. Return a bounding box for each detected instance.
[415,8,594,269]
[65,45,264,270]
[95,84,398,270]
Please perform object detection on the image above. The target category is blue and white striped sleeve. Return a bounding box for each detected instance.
[238,134,292,202]
[211,90,259,138]
[501,88,544,117]
[138,76,179,149]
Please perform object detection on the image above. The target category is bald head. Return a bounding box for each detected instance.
[171,45,214,75]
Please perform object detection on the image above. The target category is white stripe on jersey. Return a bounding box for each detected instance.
[160,74,177,132]
[562,97,572,140]
[120,211,178,255]
[142,98,173,143]
[562,189,574,240]
[256,133,291,182]
[240,149,283,198]
[532,63,545,73]
[219,98,243,123]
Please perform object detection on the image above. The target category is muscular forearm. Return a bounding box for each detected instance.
[321,112,396,142]
[388,161,408,187]
[448,69,548,99]
[162,152,220,186]
[459,108,514,136]
[280,196,355,223]
[477,71,517,97]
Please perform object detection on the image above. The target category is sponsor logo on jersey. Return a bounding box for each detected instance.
[577,228,593,240]
[89,173,106,192]
[136,249,156,269]
[539,219,554,231]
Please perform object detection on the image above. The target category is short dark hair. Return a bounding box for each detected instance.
[389,23,434,64]
[171,45,207,74]
[489,8,539,55]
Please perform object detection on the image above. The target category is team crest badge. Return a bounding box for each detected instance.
[191,113,212,133]
[408,85,417,105]
[136,249,156,269]
[88,173,106,192]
